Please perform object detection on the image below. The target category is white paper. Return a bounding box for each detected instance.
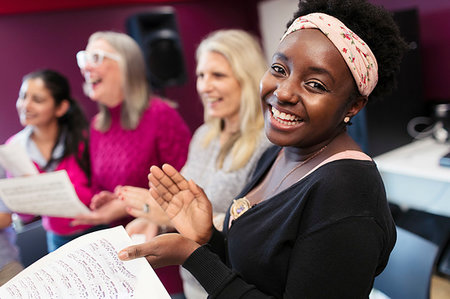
[0,142,39,177]
[0,170,90,217]
[0,226,170,299]
[130,234,147,245]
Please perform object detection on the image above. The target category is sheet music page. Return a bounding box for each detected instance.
[0,142,39,177]
[0,170,90,217]
[0,226,170,299]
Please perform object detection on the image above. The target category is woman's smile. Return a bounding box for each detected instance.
[265,103,305,135]
[270,105,303,126]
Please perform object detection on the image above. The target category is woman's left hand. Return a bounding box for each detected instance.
[118,233,200,268]
[90,190,118,210]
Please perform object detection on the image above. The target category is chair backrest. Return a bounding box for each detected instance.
[15,219,48,267]
[373,226,439,299]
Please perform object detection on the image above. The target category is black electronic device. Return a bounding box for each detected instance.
[126,7,187,90]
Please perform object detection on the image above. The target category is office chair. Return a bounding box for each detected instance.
[373,226,439,299]
[15,219,48,267]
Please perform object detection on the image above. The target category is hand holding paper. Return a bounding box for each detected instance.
[0,170,90,217]
[118,232,200,269]
[0,226,170,299]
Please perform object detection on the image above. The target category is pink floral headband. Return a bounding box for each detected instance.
[281,13,378,97]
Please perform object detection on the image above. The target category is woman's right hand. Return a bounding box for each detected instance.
[117,186,171,227]
[148,164,213,244]
[125,217,159,241]
[0,212,12,229]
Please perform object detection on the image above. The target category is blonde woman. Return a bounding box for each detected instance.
[183,29,272,225]
[119,29,272,298]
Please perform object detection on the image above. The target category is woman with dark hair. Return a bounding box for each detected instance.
[4,69,97,252]
[21,69,90,176]
[118,0,408,297]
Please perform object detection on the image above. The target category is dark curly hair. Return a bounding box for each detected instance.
[288,0,408,101]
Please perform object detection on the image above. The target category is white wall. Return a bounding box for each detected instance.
[257,0,298,62]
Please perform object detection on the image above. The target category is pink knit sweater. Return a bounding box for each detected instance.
[89,98,191,295]
[42,157,94,235]
[90,98,191,194]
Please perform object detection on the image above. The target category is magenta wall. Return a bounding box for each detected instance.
[0,0,261,142]
[1,0,449,143]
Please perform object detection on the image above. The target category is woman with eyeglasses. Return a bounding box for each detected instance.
[71,31,190,298]
[2,69,96,252]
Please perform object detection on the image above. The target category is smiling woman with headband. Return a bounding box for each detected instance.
[118,0,408,297]
[281,12,379,97]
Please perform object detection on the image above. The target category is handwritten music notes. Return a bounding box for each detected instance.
[0,226,170,298]
[0,170,90,217]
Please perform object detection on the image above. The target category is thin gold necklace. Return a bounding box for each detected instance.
[230,145,327,221]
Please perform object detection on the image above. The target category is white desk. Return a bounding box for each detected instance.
[373,138,450,217]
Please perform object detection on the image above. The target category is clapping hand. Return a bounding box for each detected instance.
[118,163,212,267]
[90,190,119,210]
[148,164,213,244]
[125,217,159,241]
[72,198,127,226]
[117,186,171,226]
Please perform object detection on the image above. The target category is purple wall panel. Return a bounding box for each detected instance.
[0,0,448,143]
[369,0,450,101]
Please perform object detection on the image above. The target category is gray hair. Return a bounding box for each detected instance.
[88,31,150,131]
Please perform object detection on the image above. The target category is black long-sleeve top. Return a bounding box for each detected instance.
[183,146,396,298]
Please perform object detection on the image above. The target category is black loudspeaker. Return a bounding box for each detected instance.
[126,7,187,90]
[365,8,427,156]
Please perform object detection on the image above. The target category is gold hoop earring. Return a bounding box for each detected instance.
[344,116,350,123]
